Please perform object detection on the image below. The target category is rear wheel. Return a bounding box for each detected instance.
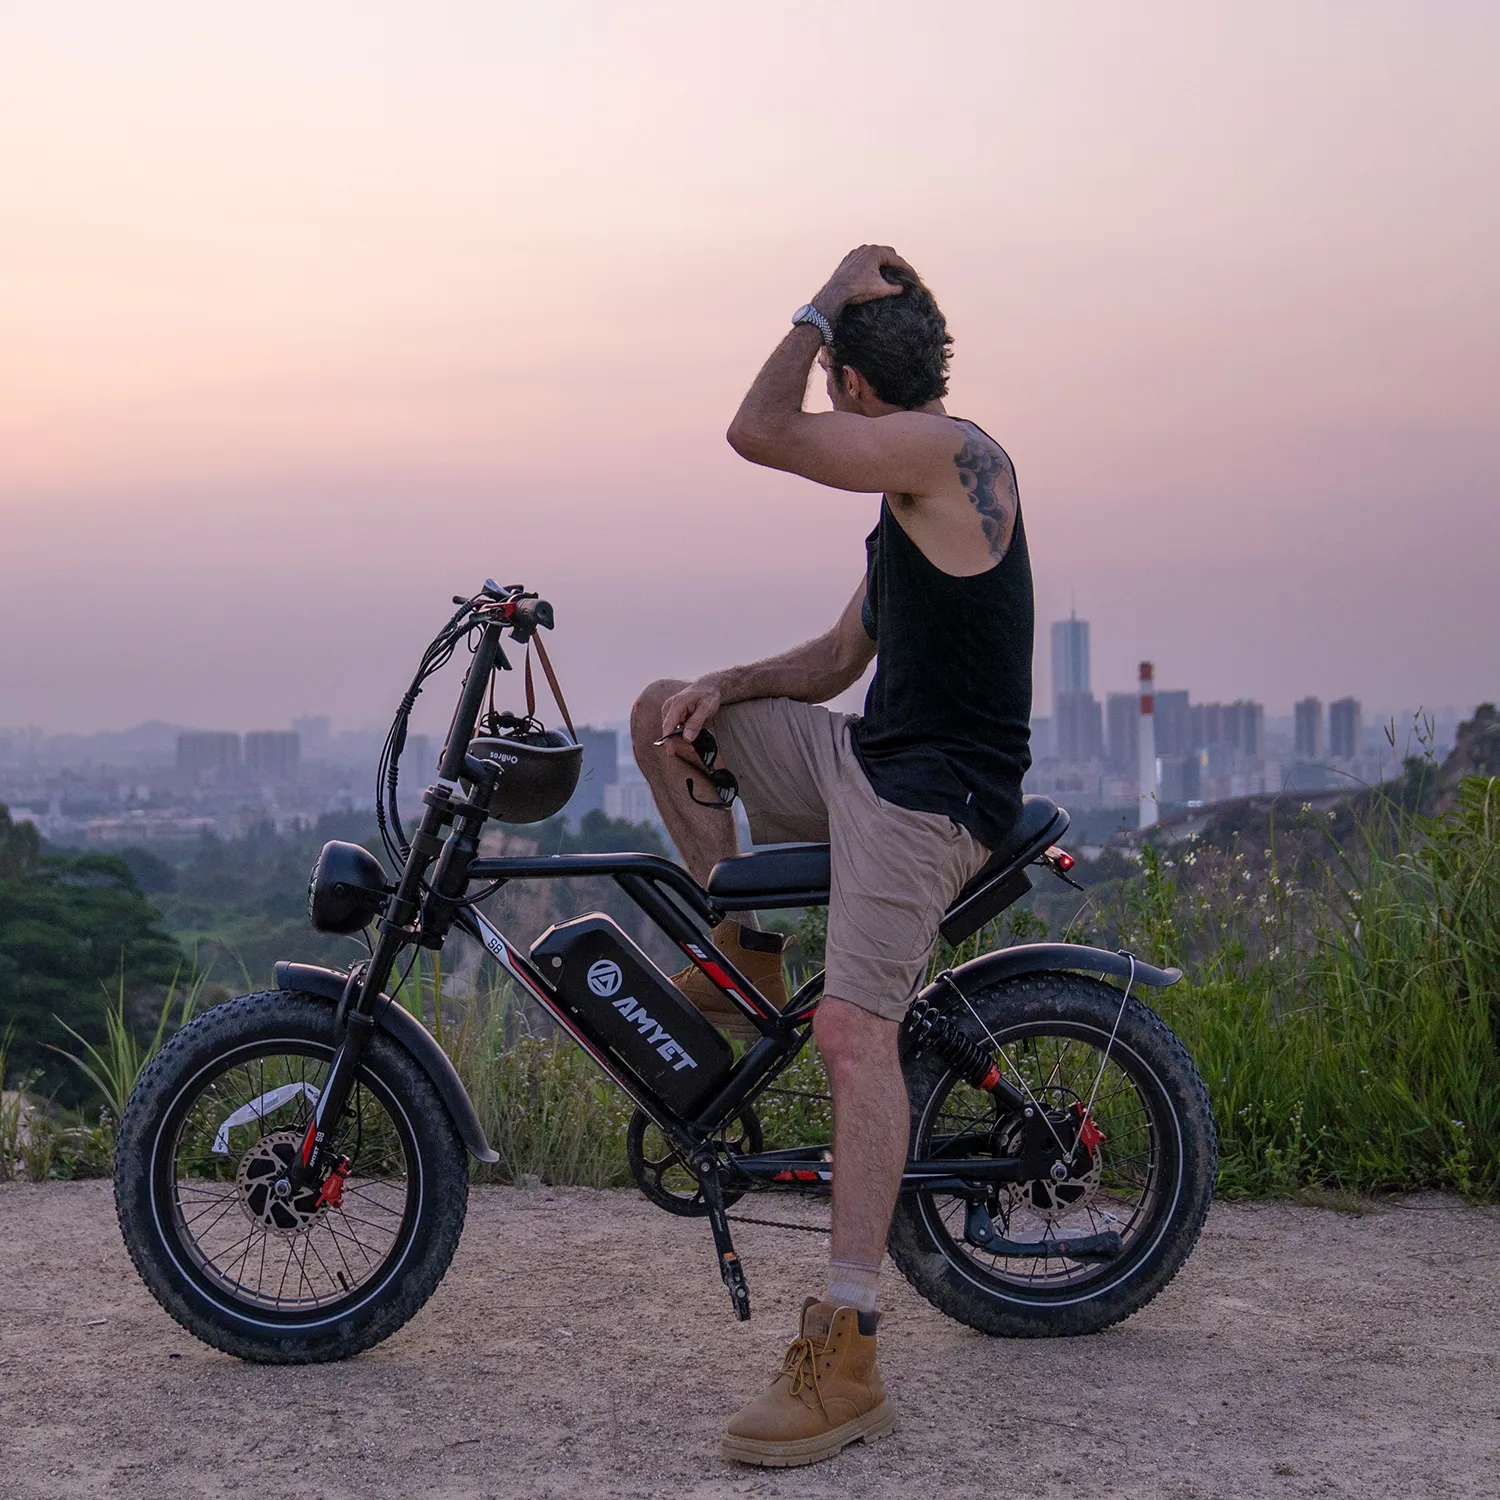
[115,990,469,1363]
[888,972,1215,1337]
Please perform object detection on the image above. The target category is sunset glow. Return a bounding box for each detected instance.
[2,2,1495,733]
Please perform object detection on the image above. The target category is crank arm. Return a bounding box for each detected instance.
[696,1155,751,1321]
[963,1201,1123,1261]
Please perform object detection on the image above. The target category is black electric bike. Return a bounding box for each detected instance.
[114,582,1217,1363]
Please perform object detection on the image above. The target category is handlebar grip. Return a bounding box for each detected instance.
[510,598,554,635]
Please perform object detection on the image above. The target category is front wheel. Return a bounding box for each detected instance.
[888,972,1216,1337]
[114,989,469,1363]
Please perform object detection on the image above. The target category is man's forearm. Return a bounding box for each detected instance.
[726,323,822,463]
[707,628,864,708]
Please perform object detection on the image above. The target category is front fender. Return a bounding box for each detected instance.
[922,943,1181,1006]
[272,961,500,1164]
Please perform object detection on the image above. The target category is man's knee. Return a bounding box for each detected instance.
[630,679,686,763]
[815,995,899,1075]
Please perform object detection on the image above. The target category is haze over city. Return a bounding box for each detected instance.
[2,2,1497,743]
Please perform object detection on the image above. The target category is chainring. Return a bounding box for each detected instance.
[626,1107,762,1217]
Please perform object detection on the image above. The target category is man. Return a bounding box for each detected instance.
[631,245,1033,1466]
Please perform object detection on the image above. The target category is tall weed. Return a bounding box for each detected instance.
[1127,776,1499,1197]
[49,963,208,1128]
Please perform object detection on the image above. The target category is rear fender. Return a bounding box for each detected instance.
[922,943,1181,1008]
[272,961,500,1164]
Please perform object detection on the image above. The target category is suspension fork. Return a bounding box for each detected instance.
[296,620,505,1184]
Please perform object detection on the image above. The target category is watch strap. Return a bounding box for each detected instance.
[792,303,835,345]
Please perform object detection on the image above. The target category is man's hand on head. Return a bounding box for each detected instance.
[812,244,916,322]
[659,679,723,761]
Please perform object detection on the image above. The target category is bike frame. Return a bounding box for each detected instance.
[301,607,1041,1200]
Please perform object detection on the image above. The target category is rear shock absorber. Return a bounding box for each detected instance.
[901,996,1002,1092]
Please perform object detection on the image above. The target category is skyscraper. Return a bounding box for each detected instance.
[1050,613,1090,721]
[566,727,620,819]
[1050,613,1098,763]
[245,731,301,782]
[1154,690,1191,756]
[1055,691,1104,763]
[1106,692,1139,776]
[1329,698,1362,760]
[177,731,240,779]
[1294,698,1324,760]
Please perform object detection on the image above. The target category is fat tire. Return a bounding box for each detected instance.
[114,989,469,1363]
[888,972,1216,1338]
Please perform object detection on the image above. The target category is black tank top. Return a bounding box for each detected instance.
[851,428,1034,851]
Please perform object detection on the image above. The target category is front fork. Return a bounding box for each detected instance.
[296,1009,377,1181]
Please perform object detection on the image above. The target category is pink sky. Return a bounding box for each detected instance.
[2,3,1496,736]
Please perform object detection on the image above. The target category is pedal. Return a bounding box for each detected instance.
[697,1155,753,1321]
[719,1249,752,1322]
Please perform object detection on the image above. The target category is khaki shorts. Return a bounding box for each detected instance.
[712,698,991,1022]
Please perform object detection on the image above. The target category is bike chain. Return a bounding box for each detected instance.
[725,1211,828,1236]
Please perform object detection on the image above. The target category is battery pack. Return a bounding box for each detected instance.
[530,913,734,1116]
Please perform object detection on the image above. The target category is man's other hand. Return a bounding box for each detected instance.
[813,244,915,320]
[660,679,723,759]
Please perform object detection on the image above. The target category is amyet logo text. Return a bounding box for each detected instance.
[611,994,699,1073]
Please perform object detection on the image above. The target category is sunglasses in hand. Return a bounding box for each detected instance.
[653,726,740,810]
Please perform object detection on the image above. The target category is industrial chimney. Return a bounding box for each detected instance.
[1138,661,1158,829]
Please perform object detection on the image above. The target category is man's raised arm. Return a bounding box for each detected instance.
[726,245,954,494]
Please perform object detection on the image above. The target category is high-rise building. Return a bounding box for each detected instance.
[244,731,301,782]
[1050,614,1090,722]
[1106,693,1139,776]
[1225,700,1265,760]
[1154,690,1191,756]
[1329,698,1362,760]
[292,715,331,761]
[177,731,240,779]
[1294,697,1324,760]
[1029,716,1054,761]
[405,734,434,777]
[567,727,620,818]
[1055,691,1104,764]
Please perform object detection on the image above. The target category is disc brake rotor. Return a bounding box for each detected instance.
[997,1106,1104,1227]
[236,1130,323,1234]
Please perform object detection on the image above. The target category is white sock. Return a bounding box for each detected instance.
[825,1258,880,1313]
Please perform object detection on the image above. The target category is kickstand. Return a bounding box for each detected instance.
[697,1156,752,1321]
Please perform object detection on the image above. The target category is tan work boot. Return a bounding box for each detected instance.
[720,1299,893,1467]
[672,920,789,1043]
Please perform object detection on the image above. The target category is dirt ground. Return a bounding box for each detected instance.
[0,1182,1496,1500]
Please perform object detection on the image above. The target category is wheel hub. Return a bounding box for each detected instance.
[237,1130,323,1233]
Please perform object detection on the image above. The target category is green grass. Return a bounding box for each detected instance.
[1127,775,1499,1198]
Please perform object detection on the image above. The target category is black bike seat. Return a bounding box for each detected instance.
[704,795,1067,915]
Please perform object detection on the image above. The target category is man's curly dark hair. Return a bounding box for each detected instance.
[829,269,952,410]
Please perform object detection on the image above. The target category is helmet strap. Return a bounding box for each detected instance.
[525,637,578,745]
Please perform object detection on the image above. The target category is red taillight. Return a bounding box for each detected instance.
[1046,845,1075,871]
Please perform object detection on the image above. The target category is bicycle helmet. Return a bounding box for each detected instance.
[466,724,583,824]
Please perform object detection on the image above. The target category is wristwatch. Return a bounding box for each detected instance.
[791,303,835,345]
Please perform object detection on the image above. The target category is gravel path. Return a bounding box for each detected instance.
[1,1182,1496,1498]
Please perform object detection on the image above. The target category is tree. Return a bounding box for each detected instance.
[0,805,185,1106]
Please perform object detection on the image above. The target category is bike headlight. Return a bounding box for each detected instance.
[307,840,390,934]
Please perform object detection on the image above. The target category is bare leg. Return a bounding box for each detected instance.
[630,679,738,885]
[813,996,908,1273]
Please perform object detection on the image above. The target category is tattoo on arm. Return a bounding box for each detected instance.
[954,434,1016,561]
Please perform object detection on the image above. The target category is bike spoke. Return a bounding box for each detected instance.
[168,1043,410,1313]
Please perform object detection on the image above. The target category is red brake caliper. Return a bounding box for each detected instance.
[315,1156,352,1209]
[1072,1101,1107,1152]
